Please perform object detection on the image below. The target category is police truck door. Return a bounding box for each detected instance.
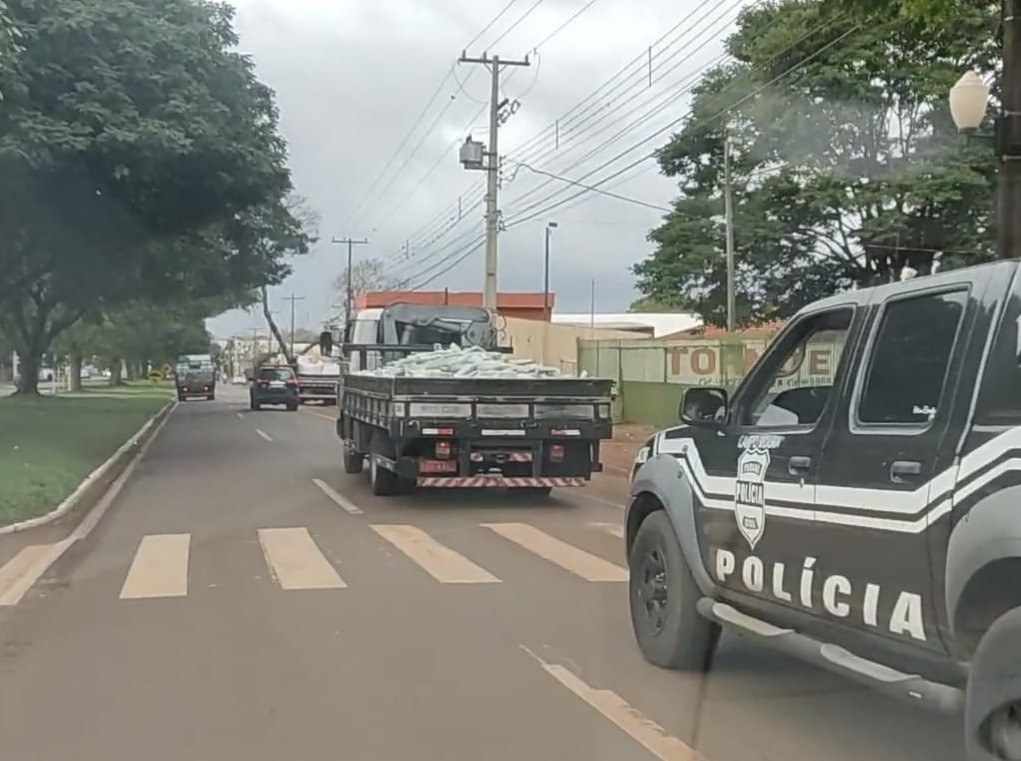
[814,280,981,651]
[706,305,857,613]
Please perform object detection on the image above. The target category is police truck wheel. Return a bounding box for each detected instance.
[369,455,398,496]
[965,606,1021,761]
[343,448,364,475]
[629,510,719,671]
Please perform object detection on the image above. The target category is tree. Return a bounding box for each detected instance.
[0,1,18,78]
[54,301,214,388]
[0,0,298,394]
[331,258,399,326]
[823,0,964,20]
[633,0,999,326]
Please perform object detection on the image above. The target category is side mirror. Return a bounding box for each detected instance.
[679,386,729,426]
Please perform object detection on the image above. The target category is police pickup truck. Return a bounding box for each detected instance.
[626,259,1021,761]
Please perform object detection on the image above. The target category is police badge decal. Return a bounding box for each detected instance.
[735,445,769,550]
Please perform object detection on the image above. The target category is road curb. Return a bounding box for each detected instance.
[0,399,178,536]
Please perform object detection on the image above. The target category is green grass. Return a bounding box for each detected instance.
[0,388,171,526]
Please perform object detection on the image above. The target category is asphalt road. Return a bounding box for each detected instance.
[0,386,963,761]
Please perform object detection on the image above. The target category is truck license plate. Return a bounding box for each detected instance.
[419,460,457,474]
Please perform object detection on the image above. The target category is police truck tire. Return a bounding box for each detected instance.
[965,605,1021,761]
[629,510,719,671]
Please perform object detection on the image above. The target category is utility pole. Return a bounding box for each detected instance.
[250,328,259,368]
[284,293,305,359]
[458,51,530,311]
[723,132,736,333]
[543,221,558,320]
[1001,0,1021,261]
[331,236,369,331]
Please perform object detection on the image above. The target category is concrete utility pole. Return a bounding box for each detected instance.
[284,293,305,359]
[458,51,530,311]
[723,132,736,333]
[331,237,369,331]
[1001,0,1021,261]
[250,328,259,368]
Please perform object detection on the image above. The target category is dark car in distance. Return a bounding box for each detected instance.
[249,366,299,411]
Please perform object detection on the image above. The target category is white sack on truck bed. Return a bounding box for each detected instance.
[353,344,590,379]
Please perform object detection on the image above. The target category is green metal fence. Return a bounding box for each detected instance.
[580,330,844,428]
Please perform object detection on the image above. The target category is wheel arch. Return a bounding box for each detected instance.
[946,485,1021,656]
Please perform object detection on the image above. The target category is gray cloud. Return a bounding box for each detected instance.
[211,0,733,336]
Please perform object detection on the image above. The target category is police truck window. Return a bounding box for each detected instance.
[858,290,968,425]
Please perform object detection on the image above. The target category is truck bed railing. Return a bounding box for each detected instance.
[341,342,514,365]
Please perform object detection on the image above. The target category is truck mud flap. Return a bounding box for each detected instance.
[695,598,963,714]
[416,476,587,488]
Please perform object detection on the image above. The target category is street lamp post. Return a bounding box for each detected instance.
[949,0,1021,261]
[543,221,558,321]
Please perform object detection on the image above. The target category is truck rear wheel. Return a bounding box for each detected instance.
[629,510,719,671]
[369,455,399,496]
[343,447,364,475]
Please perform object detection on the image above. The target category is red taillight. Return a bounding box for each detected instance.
[286,379,298,387]
[549,444,565,463]
[435,440,452,459]
[257,379,268,386]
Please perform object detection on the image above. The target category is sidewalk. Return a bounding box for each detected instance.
[601,422,657,477]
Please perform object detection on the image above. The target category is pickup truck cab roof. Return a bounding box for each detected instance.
[625,257,1021,761]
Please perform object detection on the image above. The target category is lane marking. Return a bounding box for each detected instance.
[236,412,243,419]
[258,527,346,590]
[312,478,363,515]
[521,645,707,761]
[302,409,336,421]
[120,534,191,600]
[0,540,74,606]
[481,523,627,582]
[256,429,273,442]
[371,524,500,584]
[589,521,625,539]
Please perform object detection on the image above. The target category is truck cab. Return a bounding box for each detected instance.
[626,259,1021,761]
[341,304,504,367]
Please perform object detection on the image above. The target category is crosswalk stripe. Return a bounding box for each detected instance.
[371,524,500,584]
[120,534,191,600]
[481,523,628,582]
[589,522,625,539]
[258,527,347,590]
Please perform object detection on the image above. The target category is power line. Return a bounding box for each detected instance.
[338,66,455,230]
[502,12,850,221]
[487,0,549,49]
[383,8,743,286]
[507,159,672,212]
[465,0,521,50]
[375,0,740,275]
[507,0,744,172]
[530,0,600,51]
[504,23,861,230]
[340,2,537,232]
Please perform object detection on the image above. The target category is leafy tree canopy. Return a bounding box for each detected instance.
[632,0,998,326]
[0,0,306,392]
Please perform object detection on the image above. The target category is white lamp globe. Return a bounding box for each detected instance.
[949,71,990,132]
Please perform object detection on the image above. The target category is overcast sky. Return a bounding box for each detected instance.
[208,0,741,338]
